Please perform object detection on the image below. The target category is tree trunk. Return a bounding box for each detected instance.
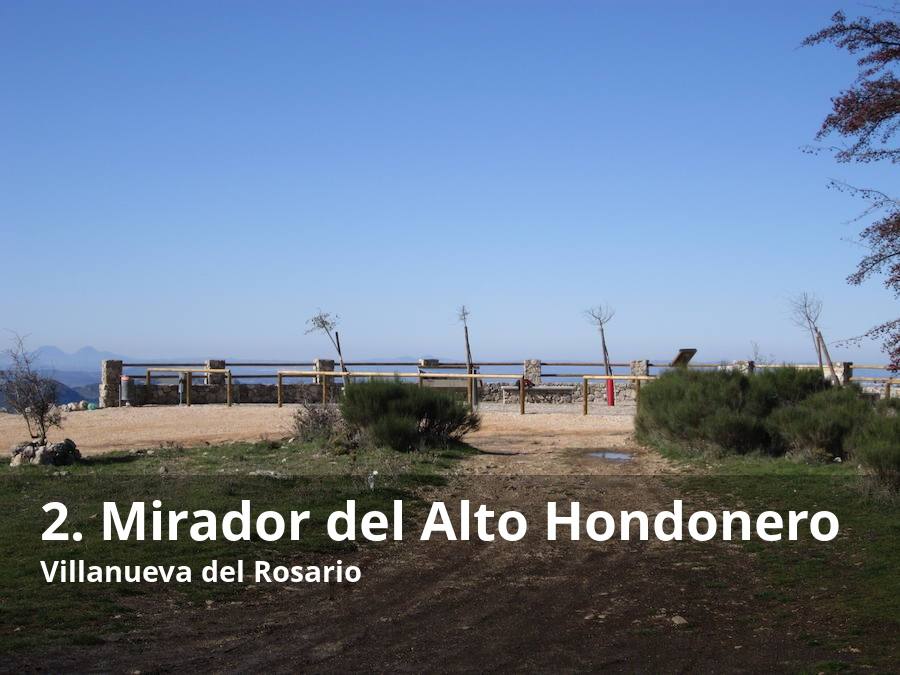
[808,323,823,369]
[599,325,612,376]
[817,329,841,386]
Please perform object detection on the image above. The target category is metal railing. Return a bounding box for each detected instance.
[119,358,897,406]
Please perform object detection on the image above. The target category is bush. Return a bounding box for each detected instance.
[635,367,856,458]
[743,367,830,419]
[849,403,900,492]
[290,400,343,445]
[700,410,771,455]
[341,380,480,452]
[769,387,873,460]
[368,414,421,453]
[635,369,749,448]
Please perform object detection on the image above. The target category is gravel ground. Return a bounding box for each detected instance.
[0,403,637,457]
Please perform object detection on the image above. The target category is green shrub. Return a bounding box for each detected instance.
[700,410,771,455]
[769,387,873,460]
[635,367,850,457]
[743,367,830,418]
[340,380,480,452]
[849,403,900,492]
[635,369,748,448]
[368,414,421,453]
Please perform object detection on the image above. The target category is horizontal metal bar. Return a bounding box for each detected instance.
[541,362,629,367]
[278,371,523,380]
[583,375,656,381]
[226,362,312,367]
[146,368,230,374]
[123,363,205,367]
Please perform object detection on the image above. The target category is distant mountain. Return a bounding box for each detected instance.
[44,370,102,388]
[32,346,126,371]
[73,384,99,402]
[0,379,91,410]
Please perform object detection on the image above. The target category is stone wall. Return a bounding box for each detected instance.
[125,383,343,406]
[478,382,635,404]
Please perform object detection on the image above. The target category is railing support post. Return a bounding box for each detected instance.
[186,371,192,406]
[582,378,588,416]
[519,378,525,415]
[277,373,283,407]
[99,359,123,408]
[226,371,233,407]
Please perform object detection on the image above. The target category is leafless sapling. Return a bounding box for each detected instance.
[789,292,824,368]
[458,305,476,404]
[306,310,349,379]
[0,335,62,445]
[585,305,615,376]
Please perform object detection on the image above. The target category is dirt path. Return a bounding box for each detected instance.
[7,410,853,672]
[0,405,638,457]
[0,406,298,455]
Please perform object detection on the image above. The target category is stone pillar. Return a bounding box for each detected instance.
[313,359,335,384]
[829,362,853,386]
[99,360,123,408]
[730,360,755,375]
[524,359,542,385]
[630,360,650,377]
[206,359,225,385]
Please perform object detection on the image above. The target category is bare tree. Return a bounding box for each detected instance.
[458,305,474,370]
[585,305,615,376]
[305,310,348,376]
[750,341,778,365]
[0,335,62,444]
[458,305,476,405]
[789,292,824,368]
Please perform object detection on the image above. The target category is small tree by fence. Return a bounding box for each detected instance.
[0,335,62,444]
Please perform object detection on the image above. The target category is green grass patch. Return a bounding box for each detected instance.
[659,443,899,668]
[0,439,473,654]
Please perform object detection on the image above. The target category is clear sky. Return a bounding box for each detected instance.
[1,1,895,363]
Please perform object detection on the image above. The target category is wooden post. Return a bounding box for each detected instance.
[322,375,328,405]
[886,381,892,400]
[582,378,588,416]
[636,379,642,411]
[226,371,233,407]
[277,373,283,408]
[146,369,151,388]
[186,371,192,406]
[519,378,525,415]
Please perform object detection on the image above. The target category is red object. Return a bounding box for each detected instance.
[606,379,615,406]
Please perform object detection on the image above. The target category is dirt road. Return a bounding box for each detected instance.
[6,409,858,673]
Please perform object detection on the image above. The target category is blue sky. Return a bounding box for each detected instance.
[1,1,895,363]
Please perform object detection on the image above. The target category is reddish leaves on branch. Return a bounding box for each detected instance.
[805,9,900,369]
[804,11,900,163]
